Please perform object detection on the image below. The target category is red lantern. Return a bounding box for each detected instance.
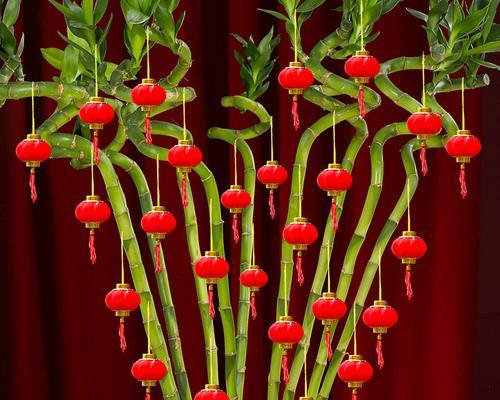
[75,195,111,264]
[240,265,269,320]
[194,251,230,319]
[317,164,352,231]
[406,107,442,176]
[278,62,314,130]
[131,79,167,146]
[141,206,177,273]
[268,316,304,384]
[338,355,373,400]
[257,160,288,219]
[168,140,203,207]
[105,283,141,352]
[79,97,114,165]
[15,133,51,203]
[445,130,481,199]
[283,217,319,286]
[362,300,398,369]
[194,385,230,400]
[344,51,380,118]
[132,353,168,400]
[312,293,347,360]
[391,231,427,300]
[221,185,252,244]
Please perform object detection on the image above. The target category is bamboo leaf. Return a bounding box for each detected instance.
[382,0,402,14]
[2,0,20,26]
[468,57,500,70]
[450,6,488,42]
[81,0,94,24]
[41,47,64,70]
[296,0,326,13]
[486,24,500,42]
[61,44,80,83]
[467,40,500,55]
[258,8,289,22]
[94,0,109,24]
[406,7,428,22]
[0,22,15,54]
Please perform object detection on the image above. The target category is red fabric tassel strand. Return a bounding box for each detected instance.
[208,285,215,319]
[182,176,188,207]
[420,144,428,176]
[232,214,240,244]
[460,164,467,199]
[296,251,304,286]
[93,133,100,165]
[145,388,151,400]
[250,292,257,320]
[145,113,152,146]
[331,199,338,231]
[119,317,127,352]
[292,95,300,131]
[268,190,276,219]
[155,241,162,273]
[89,229,97,264]
[405,266,413,300]
[326,326,333,361]
[376,335,384,369]
[358,85,366,118]
[352,389,358,400]
[281,350,290,384]
[29,168,38,203]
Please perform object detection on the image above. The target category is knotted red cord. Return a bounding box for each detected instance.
[358,85,366,118]
[268,190,276,219]
[89,229,97,264]
[460,165,467,199]
[145,114,152,146]
[208,285,215,319]
[376,336,384,369]
[420,144,428,176]
[182,176,188,207]
[93,133,100,165]
[296,251,304,286]
[292,95,300,130]
[405,267,413,300]
[155,241,162,273]
[29,168,37,203]
[250,292,257,320]
[331,200,338,231]
[326,327,333,361]
[119,317,127,352]
[232,214,240,244]
[145,388,151,400]
[352,389,358,400]
[281,351,290,384]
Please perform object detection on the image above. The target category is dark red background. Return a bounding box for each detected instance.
[1,1,499,400]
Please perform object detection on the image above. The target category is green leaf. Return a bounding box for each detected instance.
[258,8,288,22]
[406,7,428,22]
[82,0,94,24]
[41,47,65,70]
[428,0,448,31]
[48,0,84,22]
[94,0,109,24]
[296,0,326,13]
[61,44,80,83]
[382,0,402,14]
[120,0,150,24]
[175,11,185,34]
[486,24,500,42]
[2,0,21,26]
[0,22,15,54]
[467,40,500,55]
[468,57,500,70]
[481,0,499,42]
[450,6,489,42]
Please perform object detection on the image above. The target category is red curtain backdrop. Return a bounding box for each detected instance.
[1,1,498,400]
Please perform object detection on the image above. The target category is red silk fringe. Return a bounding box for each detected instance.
[250,292,257,320]
[331,200,338,231]
[460,166,467,199]
[376,337,384,369]
[296,252,304,286]
[268,190,276,219]
[282,351,290,384]
[89,230,97,264]
[352,389,358,400]
[420,145,428,176]
[292,95,300,130]
[29,168,37,203]
[405,268,413,300]
[182,177,188,207]
[155,241,162,273]
[208,285,215,319]
[232,214,240,244]
[145,115,152,146]
[119,318,127,352]
[93,134,100,165]
[358,85,366,118]
[145,388,151,400]
[326,327,333,361]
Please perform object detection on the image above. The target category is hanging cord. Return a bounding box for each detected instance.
[209,328,215,384]
[183,88,187,141]
[304,343,309,396]
[94,44,99,98]
[360,0,365,50]
[293,10,298,62]
[421,52,426,107]
[121,233,125,284]
[209,199,214,252]
[327,241,331,293]
[378,249,382,301]
[156,154,160,207]
[31,81,36,135]
[234,138,238,186]
[353,305,357,355]
[406,181,411,231]
[461,77,465,130]
[270,116,274,162]
[298,164,302,218]
[147,301,151,354]
[283,257,288,316]
[146,27,151,80]
[91,146,95,196]
[332,111,337,164]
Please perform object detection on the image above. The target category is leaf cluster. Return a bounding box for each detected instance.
[0,0,23,78]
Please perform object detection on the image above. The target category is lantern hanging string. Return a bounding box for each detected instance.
[182,88,187,141]
[360,0,365,50]
[90,146,95,196]
[209,326,215,384]
[147,301,151,354]
[252,223,256,265]
[94,44,99,98]
[327,241,331,293]
[121,233,125,285]
[378,248,382,301]
[31,81,35,135]
[407,180,411,231]
[146,26,151,80]
[353,305,357,355]
[284,258,288,317]
[298,164,302,218]
[421,52,426,107]
[462,77,465,130]
[293,10,298,63]
[156,154,160,207]
[332,111,337,164]
[304,343,309,395]
[270,116,274,162]
[234,138,238,186]
[209,199,213,252]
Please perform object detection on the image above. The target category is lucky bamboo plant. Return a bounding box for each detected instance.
[3,0,499,400]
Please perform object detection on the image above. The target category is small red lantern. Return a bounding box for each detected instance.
[194,385,230,400]
[75,195,111,264]
[15,134,51,203]
[168,140,203,207]
[132,353,168,400]
[283,217,319,286]
[317,164,352,231]
[257,160,288,219]
[221,185,252,244]
[131,79,167,146]
[338,355,374,400]
[278,62,314,130]
[344,51,380,118]
[141,206,177,273]
[362,300,398,369]
[445,130,481,199]
[194,251,230,319]
[240,265,269,320]
[406,107,442,176]
[105,283,141,352]
[268,316,304,384]
[391,231,427,300]
[79,97,114,165]
[312,293,347,360]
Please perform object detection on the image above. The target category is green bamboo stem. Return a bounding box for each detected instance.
[159,39,193,88]
[0,56,21,108]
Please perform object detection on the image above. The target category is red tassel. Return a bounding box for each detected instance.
[405,267,413,300]
[281,351,290,384]
[292,95,300,130]
[326,327,333,361]
[145,388,151,400]
[182,176,188,207]
[208,285,215,319]
[29,168,38,203]
[460,165,467,199]
[268,190,276,220]
[89,229,97,264]
[250,292,257,320]
[145,114,152,146]
[420,145,428,176]
[376,336,384,369]
[358,85,366,118]
[119,317,127,352]
[155,241,162,273]
[331,199,338,232]
[232,214,240,244]
[296,251,304,286]
[352,389,358,400]
[93,133,100,165]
